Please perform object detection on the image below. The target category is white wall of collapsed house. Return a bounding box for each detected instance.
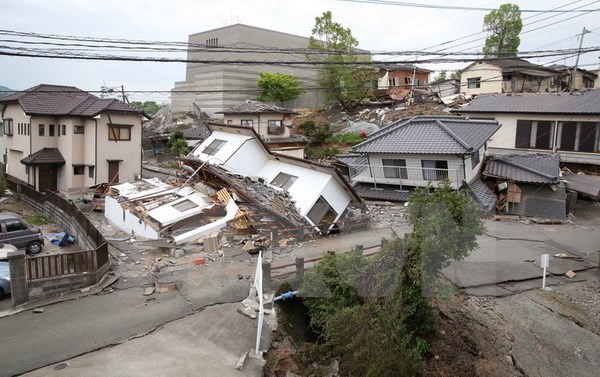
[105,178,240,244]
[191,129,356,226]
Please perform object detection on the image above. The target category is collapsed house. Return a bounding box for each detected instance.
[182,124,365,231]
[480,154,567,219]
[105,178,239,245]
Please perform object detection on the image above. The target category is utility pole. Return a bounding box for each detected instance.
[571,27,591,91]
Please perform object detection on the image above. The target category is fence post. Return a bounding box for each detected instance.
[262,261,271,290]
[270,227,279,248]
[8,250,28,307]
[295,257,304,281]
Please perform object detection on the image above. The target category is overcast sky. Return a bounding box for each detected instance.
[1,0,599,103]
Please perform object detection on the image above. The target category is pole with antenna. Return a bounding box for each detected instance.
[571,27,591,91]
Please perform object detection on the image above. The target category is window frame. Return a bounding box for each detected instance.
[62,125,66,135]
[240,119,254,127]
[74,125,84,134]
[73,165,85,175]
[0,119,9,135]
[88,165,95,178]
[108,124,132,141]
[470,149,481,168]
[382,159,408,179]
[202,139,227,156]
[267,120,285,135]
[38,124,45,137]
[49,124,55,137]
[467,77,481,89]
[270,172,298,190]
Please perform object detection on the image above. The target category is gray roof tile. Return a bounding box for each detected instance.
[459,90,600,114]
[468,178,497,213]
[21,148,66,165]
[483,154,560,183]
[352,116,500,155]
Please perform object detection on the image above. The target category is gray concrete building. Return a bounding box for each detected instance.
[171,24,323,115]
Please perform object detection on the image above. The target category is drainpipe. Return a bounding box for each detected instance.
[94,119,98,185]
[461,154,467,188]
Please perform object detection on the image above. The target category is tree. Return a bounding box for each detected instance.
[130,101,161,115]
[450,70,461,80]
[307,11,375,109]
[256,72,304,103]
[170,139,189,157]
[482,3,523,57]
[433,70,447,83]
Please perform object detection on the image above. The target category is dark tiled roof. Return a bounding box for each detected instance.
[465,59,559,73]
[354,183,412,202]
[483,154,560,184]
[379,64,432,73]
[182,124,212,140]
[334,154,368,166]
[352,116,500,155]
[563,173,600,198]
[21,148,66,165]
[216,99,296,114]
[0,84,143,117]
[468,178,497,213]
[458,90,600,114]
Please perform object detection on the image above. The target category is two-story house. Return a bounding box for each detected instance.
[460,59,561,97]
[0,84,146,192]
[377,65,431,100]
[216,99,308,158]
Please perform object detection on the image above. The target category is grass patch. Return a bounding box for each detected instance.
[325,132,364,146]
[23,213,54,226]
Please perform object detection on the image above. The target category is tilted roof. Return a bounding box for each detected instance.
[458,90,600,115]
[351,116,500,155]
[463,59,559,73]
[21,148,66,165]
[216,99,296,114]
[0,84,145,117]
[483,154,560,184]
[379,64,432,73]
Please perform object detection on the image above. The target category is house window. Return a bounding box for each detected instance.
[471,149,481,168]
[515,120,553,150]
[307,196,338,225]
[394,77,401,86]
[27,124,30,135]
[2,119,13,136]
[241,119,254,127]
[88,166,95,178]
[502,74,512,81]
[422,160,448,181]
[268,120,284,135]
[74,125,84,134]
[173,199,198,212]
[382,159,407,179]
[415,79,420,86]
[404,77,412,85]
[467,77,481,89]
[206,37,218,47]
[108,125,131,141]
[38,124,45,136]
[226,120,233,125]
[49,124,55,136]
[202,139,227,156]
[270,173,298,190]
[25,165,30,174]
[73,165,85,175]
[62,125,66,135]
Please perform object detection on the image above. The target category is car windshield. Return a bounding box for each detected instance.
[0,261,9,276]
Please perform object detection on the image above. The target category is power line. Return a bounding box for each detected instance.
[336,0,600,13]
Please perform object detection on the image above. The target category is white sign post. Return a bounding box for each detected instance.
[541,254,549,288]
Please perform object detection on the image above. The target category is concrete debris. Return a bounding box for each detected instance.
[33,307,45,313]
[155,276,178,293]
[204,234,220,253]
[565,270,576,279]
[143,286,155,296]
[237,305,257,319]
[235,352,248,370]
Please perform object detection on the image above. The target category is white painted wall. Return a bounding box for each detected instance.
[461,62,502,96]
[105,196,160,239]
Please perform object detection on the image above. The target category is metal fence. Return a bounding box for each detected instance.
[5,175,110,281]
[348,164,463,190]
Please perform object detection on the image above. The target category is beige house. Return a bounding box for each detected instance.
[460,59,561,97]
[216,99,308,158]
[0,84,146,192]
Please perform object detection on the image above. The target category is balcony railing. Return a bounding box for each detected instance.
[348,163,464,190]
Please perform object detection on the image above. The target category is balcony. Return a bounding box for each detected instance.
[347,163,464,190]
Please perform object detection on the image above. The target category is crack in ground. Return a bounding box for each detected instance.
[529,295,587,330]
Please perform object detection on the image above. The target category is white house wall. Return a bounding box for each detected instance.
[359,153,465,188]
[105,196,160,239]
[461,62,502,96]
[223,113,292,139]
[318,177,353,222]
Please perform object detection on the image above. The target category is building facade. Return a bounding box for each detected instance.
[0,84,146,192]
[171,24,323,115]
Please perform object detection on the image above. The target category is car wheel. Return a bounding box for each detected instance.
[27,241,43,255]
[0,287,5,300]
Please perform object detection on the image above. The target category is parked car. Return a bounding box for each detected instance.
[0,261,10,300]
[0,212,45,254]
[0,243,18,260]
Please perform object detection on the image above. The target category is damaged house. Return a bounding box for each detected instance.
[480,154,566,219]
[183,124,364,230]
[336,116,501,201]
[105,178,240,245]
[216,99,309,158]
